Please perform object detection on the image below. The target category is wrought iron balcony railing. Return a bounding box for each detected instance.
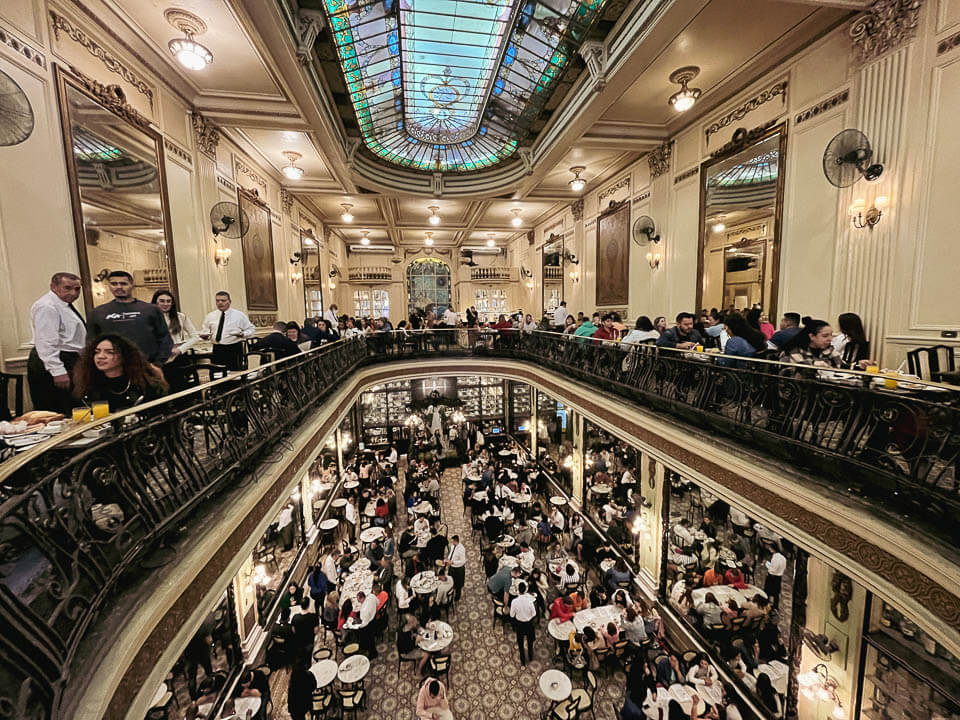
[1,329,957,718]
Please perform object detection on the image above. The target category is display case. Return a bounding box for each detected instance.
[359,381,411,448]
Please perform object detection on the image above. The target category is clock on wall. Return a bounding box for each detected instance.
[0,68,34,146]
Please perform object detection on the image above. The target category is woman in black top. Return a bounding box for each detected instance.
[73,334,167,411]
[286,658,317,720]
[836,312,871,367]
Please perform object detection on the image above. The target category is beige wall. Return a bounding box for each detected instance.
[527,2,960,367]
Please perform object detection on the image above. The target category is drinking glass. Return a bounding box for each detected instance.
[72,407,91,423]
[92,401,110,419]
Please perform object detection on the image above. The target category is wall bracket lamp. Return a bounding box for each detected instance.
[850,195,887,229]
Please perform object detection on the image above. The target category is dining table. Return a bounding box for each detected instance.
[411,570,439,595]
[310,658,339,687]
[417,620,454,652]
[539,669,572,704]
[338,654,370,685]
[548,557,578,577]
[572,605,622,633]
[667,683,707,716]
[359,526,385,544]
[550,496,567,507]
[691,584,766,607]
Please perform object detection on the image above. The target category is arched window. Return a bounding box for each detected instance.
[406,258,451,318]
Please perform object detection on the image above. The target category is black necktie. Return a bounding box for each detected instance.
[215,311,226,343]
[67,302,84,322]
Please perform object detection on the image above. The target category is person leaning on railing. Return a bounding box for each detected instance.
[72,333,168,411]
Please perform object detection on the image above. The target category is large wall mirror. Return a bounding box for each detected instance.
[300,227,323,322]
[697,124,786,319]
[541,233,563,319]
[54,66,177,310]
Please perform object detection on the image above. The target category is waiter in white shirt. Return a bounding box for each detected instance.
[445,534,466,600]
[441,305,459,327]
[27,272,86,412]
[509,581,538,666]
[323,304,339,330]
[199,291,255,371]
[764,550,787,609]
[355,590,379,658]
[552,300,568,330]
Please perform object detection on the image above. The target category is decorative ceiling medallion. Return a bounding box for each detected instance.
[319,0,615,173]
[850,0,924,63]
[0,68,34,146]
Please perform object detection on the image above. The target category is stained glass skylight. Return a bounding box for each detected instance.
[321,0,610,172]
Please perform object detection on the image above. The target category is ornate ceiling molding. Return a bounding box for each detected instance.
[673,166,699,184]
[191,112,220,160]
[0,26,46,68]
[280,189,294,215]
[647,140,673,179]
[795,89,850,126]
[938,29,960,56]
[851,0,924,64]
[598,176,630,204]
[70,67,151,131]
[163,138,192,167]
[235,159,267,191]
[704,79,787,145]
[50,10,153,108]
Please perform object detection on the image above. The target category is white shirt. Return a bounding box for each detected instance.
[522,321,538,333]
[277,506,294,528]
[387,448,398,463]
[30,290,86,375]
[766,552,787,577]
[435,575,454,602]
[164,311,200,349]
[509,593,537,622]
[357,593,378,627]
[553,304,568,328]
[687,663,719,687]
[622,329,659,344]
[323,308,339,328]
[345,501,357,525]
[344,326,364,338]
[201,307,255,345]
[323,554,338,584]
[518,548,535,574]
[673,523,695,546]
[620,470,634,485]
[396,580,411,609]
[447,543,466,568]
[442,308,458,326]
[551,509,565,531]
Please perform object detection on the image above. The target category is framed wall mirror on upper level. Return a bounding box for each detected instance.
[542,232,564,321]
[54,65,177,311]
[697,124,786,321]
[299,227,323,321]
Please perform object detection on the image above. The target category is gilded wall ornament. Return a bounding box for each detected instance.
[571,199,584,222]
[851,0,924,63]
[191,112,220,159]
[280,188,294,215]
[705,80,786,144]
[69,67,151,130]
[647,140,672,179]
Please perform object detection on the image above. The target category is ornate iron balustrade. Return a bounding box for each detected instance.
[1,328,958,719]
[0,339,367,720]
[489,331,960,540]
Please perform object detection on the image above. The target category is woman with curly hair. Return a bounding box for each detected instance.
[73,334,168,411]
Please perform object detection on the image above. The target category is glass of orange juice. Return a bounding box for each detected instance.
[72,407,91,423]
[866,364,880,374]
[884,375,899,389]
[92,401,109,419]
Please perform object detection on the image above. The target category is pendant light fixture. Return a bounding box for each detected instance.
[668,66,702,112]
[281,151,304,180]
[340,204,354,223]
[569,166,586,192]
[165,10,214,72]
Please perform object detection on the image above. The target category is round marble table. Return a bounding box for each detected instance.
[417,620,454,652]
[550,496,567,507]
[539,669,572,702]
[511,493,532,505]
[359,526,385,544]
[319,518,339,531]
[412,501,433,514]
[338,654,370,685]
[411,570,439,595]
[343,480,359,490]
[548,618,576,640]
[331,498,348,508]
[496,534,516,548]
[591,484,611,495]
[310,659,338,687]
[548,558,578,577]
[498,449,515,458]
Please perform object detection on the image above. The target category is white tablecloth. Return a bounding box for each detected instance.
[411,571,439,595]
[418,620,454,652]
[691,584,766,607]
[573,605,621,633]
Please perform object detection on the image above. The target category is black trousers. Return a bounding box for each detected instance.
[764,573,783,607]
[515,619,535,665]
[27,348,79,414]
[450,565,465,600]
[212,342,244,371]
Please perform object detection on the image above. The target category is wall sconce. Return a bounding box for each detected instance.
[568,270,580,282]
[290,251,302,266]
[302,228,316,245]
[328,265,341,290]
[92,268,110,298]
[520,265,533,278]
[214,245,232,268]
[798,664,846,719]
[645,250,661,269]
[849,195,887,229]
[563,250,579,265]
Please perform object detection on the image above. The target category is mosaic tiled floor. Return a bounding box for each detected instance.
[268,467,628,720]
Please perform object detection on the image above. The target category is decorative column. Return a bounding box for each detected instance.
[530,387,538,459]
[833,1,923,362]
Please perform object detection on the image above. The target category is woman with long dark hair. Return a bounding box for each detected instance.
[834,312,871,367]
[623,316,660,344]
[779,319,869,369]
[73,334,168,411]
[152,290,198,392]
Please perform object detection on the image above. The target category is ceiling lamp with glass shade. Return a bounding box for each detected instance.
[510,208,523,227]
[668,66,702,112]
[486,233,496,247]
[281,151,304,180]
[427,206,441,225]
[360,230,370,246]
[569,166,586,192]
[424,231,434,247]
[165,9,213,72]
[340,203,354,223]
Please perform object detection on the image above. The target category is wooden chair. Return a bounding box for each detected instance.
[728,616,747,633]
[397,632,419,678]
[313,647,333,662]
[907,344,955,381]
[592,646,610,674]
[493,597,509,630]
[568,670,597,720]
[310,686,334,719]
[681,650,698,668]
[439,587,456,621]
[428,654,451,686]
[338,688,365,720]
[612,639,630,669]
[550,694,581,720]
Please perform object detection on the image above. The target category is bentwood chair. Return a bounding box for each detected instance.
[338,687,366,720]
[310,686,335,719]
[568,671,597,720]
[428,654,451,685]
[550,694,582,720]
